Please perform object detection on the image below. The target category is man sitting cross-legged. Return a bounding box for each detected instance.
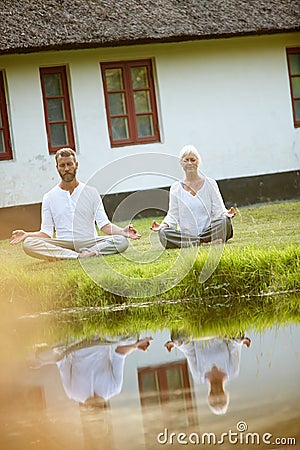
[10,148,140,260]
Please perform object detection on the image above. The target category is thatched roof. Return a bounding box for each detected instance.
[0,0,299,55]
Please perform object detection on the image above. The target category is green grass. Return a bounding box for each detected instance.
[0,200,299,315]
[16,291,300,349]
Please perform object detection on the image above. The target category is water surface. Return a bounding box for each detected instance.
[0,308,299,449]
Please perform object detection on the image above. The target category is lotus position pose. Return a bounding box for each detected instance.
[165,335,251,415]
[10,148,140,260]
[151,145,236,248]
[28,336,153,404]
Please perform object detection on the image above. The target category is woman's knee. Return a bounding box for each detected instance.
[158,228,180,249]
[225,216,233,241]
[158,228,168,248]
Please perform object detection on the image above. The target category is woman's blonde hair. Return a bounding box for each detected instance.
[179,145,202,165]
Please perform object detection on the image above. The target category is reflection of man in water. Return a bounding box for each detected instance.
[165,335,251,415]
[28,336,152,403]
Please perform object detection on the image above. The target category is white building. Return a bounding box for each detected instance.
[0,0,299,238]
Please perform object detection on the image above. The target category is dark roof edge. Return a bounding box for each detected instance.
[1,27,299,57]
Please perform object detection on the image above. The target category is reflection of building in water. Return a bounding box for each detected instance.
[2,326,300,449]
[138,360,198,448]
[79,400,115,450]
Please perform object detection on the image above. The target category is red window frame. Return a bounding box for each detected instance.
[40,66,75,154]
[286,48,300,128]
[138,360,198,428]
[101,59,160,147]
[0,71,12,161]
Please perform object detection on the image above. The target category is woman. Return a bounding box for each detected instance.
[151,145,236,248]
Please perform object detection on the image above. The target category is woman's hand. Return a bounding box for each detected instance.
[150,220,168,231]
[164,341,176,352]
[225,207,236,218]
[150,220,161,231]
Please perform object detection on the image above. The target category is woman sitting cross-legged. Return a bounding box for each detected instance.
[151,145,236,249]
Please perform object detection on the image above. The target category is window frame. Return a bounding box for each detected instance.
[101,59,160,147]
[40,66,75,154]
[286,48,300,128]
[138,360,198,428]
[0,70,13,161]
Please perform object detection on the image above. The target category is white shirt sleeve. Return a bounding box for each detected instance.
[207,178,228,219]
[177,342,201,384]
[92,189,110,230]
[40,193,54,237]
[227,340,243,380]
[109,351,126,397]
[164,183,180,228]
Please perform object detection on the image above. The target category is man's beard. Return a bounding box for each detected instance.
[59,169,77,182]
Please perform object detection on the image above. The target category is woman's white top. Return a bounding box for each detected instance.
[178,338,243,384]
[164,177,227,236]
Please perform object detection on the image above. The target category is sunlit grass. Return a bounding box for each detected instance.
[0,200,299,313]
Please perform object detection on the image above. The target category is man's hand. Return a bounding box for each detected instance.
[123,224,141,240]
[135,337,153,351]
[225,207,236,218]
[10,229,28,245]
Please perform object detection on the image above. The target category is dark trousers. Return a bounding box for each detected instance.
[158,216,233,249]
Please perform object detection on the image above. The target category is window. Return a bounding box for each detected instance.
[0,71,12,160]
[101,59,160,147]
[40,66,75,154]
[287,48,300,127]
[138,361,198,429]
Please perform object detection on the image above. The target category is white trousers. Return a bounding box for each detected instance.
[22,235,129,260]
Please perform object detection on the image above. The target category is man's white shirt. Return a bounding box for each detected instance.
[41,182,110,240]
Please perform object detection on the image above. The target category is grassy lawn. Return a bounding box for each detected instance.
[0,200,299,343]
[0,200,299,308]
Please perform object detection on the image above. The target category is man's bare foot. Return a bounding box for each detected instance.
[78,250,100,258]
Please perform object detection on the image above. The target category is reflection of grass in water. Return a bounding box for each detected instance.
[0,201,299,311]
[19,293,300,348]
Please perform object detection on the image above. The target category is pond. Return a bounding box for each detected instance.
[0,305,299,450]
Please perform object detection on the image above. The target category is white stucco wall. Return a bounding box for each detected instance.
[0,32,299,207]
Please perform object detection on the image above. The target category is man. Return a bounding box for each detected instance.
[27,335,153,404]
[10,148,140,260]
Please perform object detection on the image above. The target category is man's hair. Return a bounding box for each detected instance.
[55,147,76,162]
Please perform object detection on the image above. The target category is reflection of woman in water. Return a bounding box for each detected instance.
[165,335,251,415]
[28,336,152,403]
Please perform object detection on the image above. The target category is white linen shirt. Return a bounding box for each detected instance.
[56,345,126,403]
[178,338,243,384]
[164,177,227,235]
[40,182,110,240]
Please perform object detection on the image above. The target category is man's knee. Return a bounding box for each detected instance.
[114,236,129,253]
[22,237,38,256]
